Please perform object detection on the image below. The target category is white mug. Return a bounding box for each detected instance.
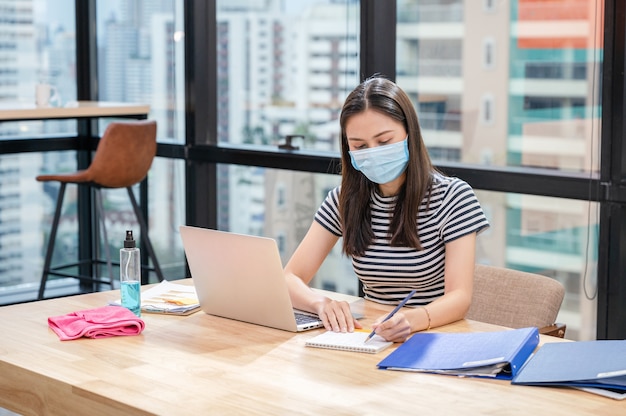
[35,83,59,107]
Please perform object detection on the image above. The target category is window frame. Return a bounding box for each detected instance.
[1,0,623,339]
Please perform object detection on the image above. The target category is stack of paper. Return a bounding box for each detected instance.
[377,327,539,380]
[111,280,200,315]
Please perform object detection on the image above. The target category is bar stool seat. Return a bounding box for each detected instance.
[37,119,164,300]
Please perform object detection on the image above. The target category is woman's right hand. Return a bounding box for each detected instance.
[313,298,362,333]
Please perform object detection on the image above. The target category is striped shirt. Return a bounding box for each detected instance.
[314,173,490,306]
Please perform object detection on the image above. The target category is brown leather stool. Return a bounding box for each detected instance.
[37,120,164,299]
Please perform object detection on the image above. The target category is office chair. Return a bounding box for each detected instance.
[466,264,567,338]
[37,119,164,300]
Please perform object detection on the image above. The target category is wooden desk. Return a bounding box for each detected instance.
[0,101,150,121]
[0,281,620,415]
[0,100,150,155]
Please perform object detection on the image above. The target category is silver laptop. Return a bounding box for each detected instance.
[179,225,324,332]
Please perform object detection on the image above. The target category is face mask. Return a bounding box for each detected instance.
[349,138,409,184]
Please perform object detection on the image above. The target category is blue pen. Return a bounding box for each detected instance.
[364,289,417,344]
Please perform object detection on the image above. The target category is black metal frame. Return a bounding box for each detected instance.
[1,0,623,338]
[184,0,218,230]
[75,0,98,289]
[360,0,397,81]
[598,0,626,339]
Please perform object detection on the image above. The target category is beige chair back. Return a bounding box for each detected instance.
[466,264,565,335]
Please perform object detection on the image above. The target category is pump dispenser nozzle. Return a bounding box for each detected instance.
[124,230,136,248]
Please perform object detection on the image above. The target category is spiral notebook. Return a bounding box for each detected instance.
[305,330,393,354]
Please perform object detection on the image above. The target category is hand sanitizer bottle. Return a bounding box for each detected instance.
[120,230,141,316]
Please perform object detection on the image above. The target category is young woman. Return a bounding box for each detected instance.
[284,76,489,342]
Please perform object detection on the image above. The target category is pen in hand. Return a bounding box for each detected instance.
[364,289,417,344]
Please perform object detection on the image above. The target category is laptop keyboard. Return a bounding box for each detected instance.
[295,312,320,325]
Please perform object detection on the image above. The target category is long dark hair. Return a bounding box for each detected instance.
[339,76,434,256]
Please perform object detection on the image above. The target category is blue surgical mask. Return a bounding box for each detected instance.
[349,138,409,184]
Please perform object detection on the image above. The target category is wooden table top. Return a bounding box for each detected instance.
[0,101,150,121]
[0,280,621,415]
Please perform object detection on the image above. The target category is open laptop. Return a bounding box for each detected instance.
[179,225,325,332]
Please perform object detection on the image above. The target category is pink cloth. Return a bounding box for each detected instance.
[48,305,145,341]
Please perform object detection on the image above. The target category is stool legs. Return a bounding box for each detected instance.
[38,183,67,300]
[38,184,164,300]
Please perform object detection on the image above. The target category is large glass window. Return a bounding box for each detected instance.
[96,0,186,144]
[0,1,188,302]
[149,157,186,278]
[0,0,619,339]
[396,0,602,340]
[396,0,602,174]
[0,0,77,138]
[215,0,359,152]
[0,151,77,303]
[0,1,77,303]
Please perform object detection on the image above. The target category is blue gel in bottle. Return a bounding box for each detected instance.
[120,230,141,316]
[121,280,141,316]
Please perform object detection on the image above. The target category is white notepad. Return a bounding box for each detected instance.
[305,331,393,354]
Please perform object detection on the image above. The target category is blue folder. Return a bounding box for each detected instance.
[512,340,626,392]
[377,327,539,380]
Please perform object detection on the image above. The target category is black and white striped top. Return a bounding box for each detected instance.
[314,173,490,307]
